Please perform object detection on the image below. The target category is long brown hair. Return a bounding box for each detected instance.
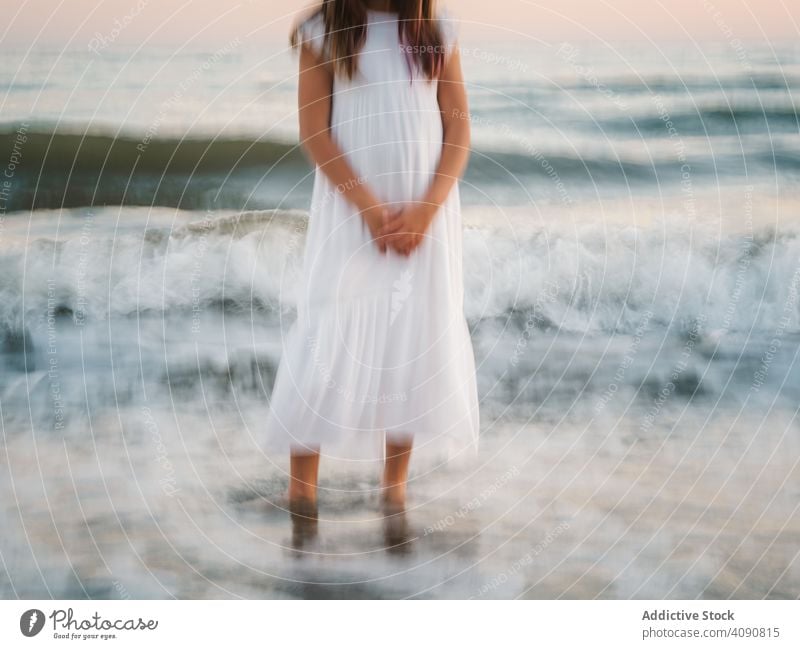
[290,0,446,81]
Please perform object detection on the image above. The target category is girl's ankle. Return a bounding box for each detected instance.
[381,481,407,507]
[289,485,317,504]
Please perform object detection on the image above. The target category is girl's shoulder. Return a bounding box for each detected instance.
[294,10,327,57]
[436,6,460,51]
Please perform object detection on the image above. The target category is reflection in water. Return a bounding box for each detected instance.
[382,506,412,556]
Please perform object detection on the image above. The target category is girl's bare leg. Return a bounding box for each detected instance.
[382,433,413,508]
[288,448,320,551]
[289,447,320,506]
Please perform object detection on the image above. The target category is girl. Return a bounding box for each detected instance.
[264,0,479,519]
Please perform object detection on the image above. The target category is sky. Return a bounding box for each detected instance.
[2,0,798,49]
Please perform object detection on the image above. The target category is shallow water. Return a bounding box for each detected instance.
[2,311,798,599]
[3,408,798,599]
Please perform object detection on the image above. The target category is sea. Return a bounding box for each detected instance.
[1,35,799,598]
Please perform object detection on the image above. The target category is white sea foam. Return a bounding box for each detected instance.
[1,205,797,338]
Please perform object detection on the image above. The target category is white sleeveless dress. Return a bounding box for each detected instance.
[263,8,479,465]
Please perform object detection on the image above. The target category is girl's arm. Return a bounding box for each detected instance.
[297,43,391,250]
[379,46,471,255]
[422,45,471,216]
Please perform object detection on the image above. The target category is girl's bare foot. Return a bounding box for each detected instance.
[382,504,411,553]
[289,499,319,551]
[380,480,407,511]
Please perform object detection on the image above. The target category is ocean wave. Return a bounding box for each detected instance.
[1,124,305,173]
[2,121,780,213]
[596,105,800,137]
[481,71,800,97]
[1,208,798,338]
[579,73,800,94]
[2,122,665,182]
[0,124,309,212]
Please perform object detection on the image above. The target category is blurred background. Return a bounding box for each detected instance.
[1,1,798,599]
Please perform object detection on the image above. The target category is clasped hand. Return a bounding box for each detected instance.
[361,203,436,257]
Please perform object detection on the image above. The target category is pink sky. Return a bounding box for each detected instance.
[3,0,798,48]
